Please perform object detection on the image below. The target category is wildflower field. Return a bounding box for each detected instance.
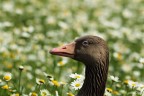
[0,0,144,96]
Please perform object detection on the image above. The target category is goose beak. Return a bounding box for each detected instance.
[49,42,75,58]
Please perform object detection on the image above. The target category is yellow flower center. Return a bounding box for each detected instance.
[132,83,136,87]
[117,53,122,60]
[39,79,45,84]
[15,93,20,96]
[75,75,80,78]
[113,91,119,95]
[52,80,60,87]
[124,80,128,84]
[3,75,11,81]
[75,83,80,87]
[2,85,9,90]
[58,61,64,66]
[41,92,47,96]
[7,64,13,69]
[67,93,74,96]
[60,81,66,85]
[106,88,113,93]
[31,92,37,96]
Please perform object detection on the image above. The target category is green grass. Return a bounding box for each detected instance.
[0,0,144,96]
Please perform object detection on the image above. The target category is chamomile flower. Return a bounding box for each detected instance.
[43,72,54,81]
[3,72,12,81]
[69,73,84,80]
[1,84,9,90]
[40,89,50,96]
[110,76,119,82]
[29,92,38,96]
[106,88,113,93]
[125,80,137,88]
[0,79,2,83]
[50,80,60,87]
[67,92,74,96]
[139,58,144,64]
[112,91,119,95]
[19,65,24,70]
[57,61,65,66]
[57,57,68,66]
[60,81,67,86]
[10,93,20,96]
[22,94,28,96]
[113,52,123,60]
[36,78,45,85]
[134,83,144,95]
[105,88,112,96]
[71,79,83,90]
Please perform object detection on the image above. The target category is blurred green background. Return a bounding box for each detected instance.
[0,0,144,95]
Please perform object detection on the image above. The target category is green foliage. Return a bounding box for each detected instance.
[0,0,144,96]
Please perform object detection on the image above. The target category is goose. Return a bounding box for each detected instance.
[50,35,109,96]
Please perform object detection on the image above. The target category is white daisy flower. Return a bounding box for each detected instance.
[139,58,144,64]
[40,89,50,96]
[71,79,83,90]
[113,52,122,60]
[135,83,144,95]
[127,80,137,88]
[69,73,84,80]
[36,78,45,85]
[3,72,12,81]
[57,57,68,66]
[43,72,54,81]
[0,79,2,83]
[110,76,119,82]
[59,81,67,86]
[10,93,20,96]
[104,89,112,96]
[66,92,74,96]
[29,92,38,96]
[49,80,60,87]
[19,65,24,70]
[58,21,69,30]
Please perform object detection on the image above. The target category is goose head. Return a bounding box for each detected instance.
[50,35,109,96]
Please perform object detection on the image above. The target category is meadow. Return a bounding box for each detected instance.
[0,0,144,96]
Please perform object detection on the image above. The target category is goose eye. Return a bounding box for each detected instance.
[82,41,89,46]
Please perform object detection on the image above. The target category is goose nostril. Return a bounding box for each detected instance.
[62,46,67,49]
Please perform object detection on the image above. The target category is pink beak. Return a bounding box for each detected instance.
[50,42,75,58]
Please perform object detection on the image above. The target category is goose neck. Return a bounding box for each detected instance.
[77,62,108,96]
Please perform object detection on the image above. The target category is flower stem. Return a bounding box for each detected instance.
[111,81,114,88]
[18,70,22,94]
[60,86,63,96]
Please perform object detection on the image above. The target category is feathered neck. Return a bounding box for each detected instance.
[77,56,109,96]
